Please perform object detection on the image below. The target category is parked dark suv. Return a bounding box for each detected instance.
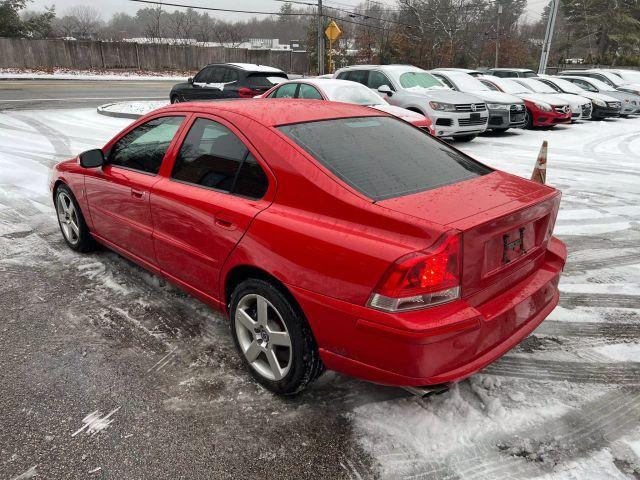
[170,63,288,103]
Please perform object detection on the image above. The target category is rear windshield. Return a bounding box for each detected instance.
[246,72,288,88]
[278,117,492,201]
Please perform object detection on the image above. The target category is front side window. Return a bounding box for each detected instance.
[108,116,184,174]
[172,118,267,198]
[345,70,369,85]
[433,74,456,90]
[368,71,393,90]
[194,67,213,83]
[279,117,491,201]
[399,72,444,89]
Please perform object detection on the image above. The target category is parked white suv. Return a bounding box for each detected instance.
[333,65,488,141]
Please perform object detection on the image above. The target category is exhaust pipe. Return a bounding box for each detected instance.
[403,383,450,398]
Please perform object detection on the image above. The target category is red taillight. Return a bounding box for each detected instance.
[368,234,461,312]
[238,87,259,98]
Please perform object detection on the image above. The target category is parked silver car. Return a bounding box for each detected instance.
[557,76,640,115]
[511,77,592,120]
[333,65,488,141]
[431,69,526,131]
[560,69,640,97]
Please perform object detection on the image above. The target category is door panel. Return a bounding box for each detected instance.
[84,115,186,264]
[84,168,159,263]
[150,115,272,298]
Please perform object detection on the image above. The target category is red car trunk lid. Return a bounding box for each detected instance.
[377,171,561,300]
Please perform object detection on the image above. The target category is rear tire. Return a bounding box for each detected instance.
[170,94,183,104]
[452,134,477,142]
[230,279,324,395]
[54,184,95,253]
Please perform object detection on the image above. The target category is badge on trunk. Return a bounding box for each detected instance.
[502,227,527,264]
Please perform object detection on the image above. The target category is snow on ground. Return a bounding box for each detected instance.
[98,100,169,116]
[0,68,190,81]
[0,108,639,479]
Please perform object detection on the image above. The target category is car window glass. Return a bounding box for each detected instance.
[233,153,268,198]
[273,83,298,98]
[222,68,238,83]
[574,79,597,92]
[346,70,368,85]
[246,73,288,88]
[336,71,348,80]
[194,67,212,83]
[279,117,491,201]
[172,118,267,198]
[298,84,323,99]
[399,72,444,89]
[434,74,456,89]
[523,72,537,78]
[368,71,393,90]
[108,116,184,175]
[481,80,499,91]
[209,67,226,83]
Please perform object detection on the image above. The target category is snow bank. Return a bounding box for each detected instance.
[0,68,190,81]
[98,101,170,119]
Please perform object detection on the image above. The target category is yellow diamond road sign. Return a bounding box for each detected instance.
[325,20,342,42]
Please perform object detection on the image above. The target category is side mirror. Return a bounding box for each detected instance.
[188,77,194,84]
[378,85,393,96]
[79,149,104,168]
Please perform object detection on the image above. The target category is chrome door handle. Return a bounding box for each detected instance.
[131,188,145,199]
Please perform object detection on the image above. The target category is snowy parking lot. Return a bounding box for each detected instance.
[1,108,639,479]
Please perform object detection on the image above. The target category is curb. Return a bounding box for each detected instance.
[97,103,144,119]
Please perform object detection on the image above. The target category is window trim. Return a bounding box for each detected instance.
[103,114,187,177]
[166,114,272,200]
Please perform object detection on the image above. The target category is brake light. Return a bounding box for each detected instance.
[368,234,461,312]
[238,87,259,98]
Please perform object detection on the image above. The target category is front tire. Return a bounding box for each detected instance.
[230,279,324,395]
[524,108,534,129]
[54,184,95,252]
[452,134,477,142]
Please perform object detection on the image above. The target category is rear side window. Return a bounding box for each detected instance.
[273,83,298,98]
[109,116,184,174]
[523,71,538,78]
[279,117,491,201]
[299,84,323,99]
[246,73,288,88]
[172,118,268,198]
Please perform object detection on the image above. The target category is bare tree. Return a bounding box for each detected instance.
[65,5,102,39]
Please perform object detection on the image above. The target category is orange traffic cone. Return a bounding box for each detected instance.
[531,140,548,184]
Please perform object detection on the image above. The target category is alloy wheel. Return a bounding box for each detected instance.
[234,294,292,381]
[56,191,80,245]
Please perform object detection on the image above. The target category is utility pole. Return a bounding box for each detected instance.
[538,0,560,74]
[317,0,324,75]
[495,4,502,68]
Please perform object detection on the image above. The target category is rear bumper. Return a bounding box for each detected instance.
[291,237,567,387]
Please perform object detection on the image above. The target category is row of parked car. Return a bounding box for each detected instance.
[169,63,640,142]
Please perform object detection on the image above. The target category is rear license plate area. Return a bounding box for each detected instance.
[483,218,546,276]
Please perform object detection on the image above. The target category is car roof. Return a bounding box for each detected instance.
[154,99,383,127]
[338,64,423,72]
[205,62,285,73]
[433,68,481,74]
[488,68,535,72]
[285,78,355,89]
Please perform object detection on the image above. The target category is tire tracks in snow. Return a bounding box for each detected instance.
[382,388,640,480]
[536,320,640,340]
[483,356,640,385]
[560,292,640,309]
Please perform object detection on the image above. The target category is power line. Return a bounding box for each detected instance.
[129,0,311,16]
[275,0,416,28]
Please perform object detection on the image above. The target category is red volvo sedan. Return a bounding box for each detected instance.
[50,100,566,395]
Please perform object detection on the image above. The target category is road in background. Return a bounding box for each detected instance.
[0,79,175,110]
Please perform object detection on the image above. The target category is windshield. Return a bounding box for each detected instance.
[399,72,446,90]
[492,77,531,94]
[518,78,557,93]
[323,83,383,105]
[596,71,624,86]
[278,116,491,201]
[549,77,585,94]
[449,73,490,92]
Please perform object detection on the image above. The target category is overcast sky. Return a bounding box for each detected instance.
[27,0,549,23]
